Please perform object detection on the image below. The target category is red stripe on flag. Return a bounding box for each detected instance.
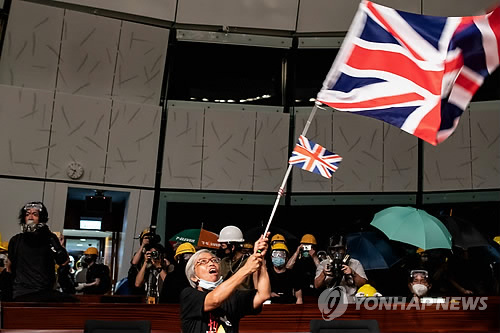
[413,102,442,145]
[366,1,425,61]
[322,92,424,109]
[444,54,464,74]
[293,145,334,171]
[346,45,443,95]
[455,74,481,95]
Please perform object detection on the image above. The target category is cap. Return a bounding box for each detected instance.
[271,242,289,253]
[84,247,98,255]
[300,234,317,245]
[175,242,196,260]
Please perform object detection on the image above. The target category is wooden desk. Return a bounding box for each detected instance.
[2,297,499,333]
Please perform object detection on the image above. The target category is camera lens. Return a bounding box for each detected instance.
[151,251,159,259]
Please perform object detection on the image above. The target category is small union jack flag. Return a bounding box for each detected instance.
[289,135,342,179]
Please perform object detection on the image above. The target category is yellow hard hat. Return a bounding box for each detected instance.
[84,247,98,255]
[271,242,289,253]
[0,241,8,253]
[175,242,196,259]
[271,234,286,243]
[416,248,425,254]
[242,242,254,249]
[494,236,500,246]
[300,234,317,245]
[139,228,151,239]
[356,284,382,297]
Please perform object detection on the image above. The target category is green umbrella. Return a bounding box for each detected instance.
[169,229,201,246]
[370,206,452,250]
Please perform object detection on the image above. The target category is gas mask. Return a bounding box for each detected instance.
[412,284,428,297]
[22,221,46,233]
[216,244,232,259]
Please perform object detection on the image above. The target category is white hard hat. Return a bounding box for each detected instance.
[218,226,245,243]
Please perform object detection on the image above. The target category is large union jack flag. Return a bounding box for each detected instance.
[317,0,500,145]
[289,135,342,179]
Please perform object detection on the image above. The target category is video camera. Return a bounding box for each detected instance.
[139,225,161,245]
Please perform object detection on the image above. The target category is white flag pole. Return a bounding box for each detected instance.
[262,102,325,238]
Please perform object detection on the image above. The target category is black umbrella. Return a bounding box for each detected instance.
[346,231,400,270]
[439,215,490,249]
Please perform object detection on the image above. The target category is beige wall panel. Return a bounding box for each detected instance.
[0,85,53,177]
[42,181,67,233]
[423,110,472,191]
[105,102,161,187]
[57,10,120,98]
[0,0,63,89]
[202,108,256,191]
[0,178,45,241]
[422,0,498,16]
[297,0,421,33]
[470,102,500,189]
[112,22,168,106]
[296,0,358,33]
[162,103,205,189]
[47,92,111,183]
[53,0,177,21]
[292,107,334,192]
[253,109,289,192]
[176,0,298,31]
[383,124,418,192]
[333,112,384,192]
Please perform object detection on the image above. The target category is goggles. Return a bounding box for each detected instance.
[24,203,43,211]
[410,270,429,279]
[271,250,287,258]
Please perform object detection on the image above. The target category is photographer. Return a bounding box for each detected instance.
[131,227,161,266]
[7,201,77,302]
[314,235,367,298]
[286,234,320,297]
[135,243,170,303]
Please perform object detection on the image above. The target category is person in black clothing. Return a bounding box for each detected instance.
[180,233,271,333]
[75,247,111,295]
[160,242,196,303]
[268,243,302,304]
[286,234,321,298]
[0,253,13,301]
[7,201,77,302]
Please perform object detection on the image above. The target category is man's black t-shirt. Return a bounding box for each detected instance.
[159,266,189,303]
[84,263,111,294]
[268,268,300,304]
[180,287,260,333]
[8,231,61,299]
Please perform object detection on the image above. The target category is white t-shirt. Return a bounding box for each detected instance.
[315,257,367,297]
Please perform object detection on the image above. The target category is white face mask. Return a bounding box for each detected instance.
[197,276,223,291]
[412,283,428,297]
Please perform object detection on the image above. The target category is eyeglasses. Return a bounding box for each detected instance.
[196,257,220,266]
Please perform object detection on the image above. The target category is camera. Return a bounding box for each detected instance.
[302,244,312,251]
[150,251,160,260]
[142,225,161,245]
[326,254,351,281]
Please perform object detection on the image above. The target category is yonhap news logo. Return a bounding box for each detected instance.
[317,288,489,321]
[318,286,349,320]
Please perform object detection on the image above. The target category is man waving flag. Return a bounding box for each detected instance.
[317,0,500,145]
